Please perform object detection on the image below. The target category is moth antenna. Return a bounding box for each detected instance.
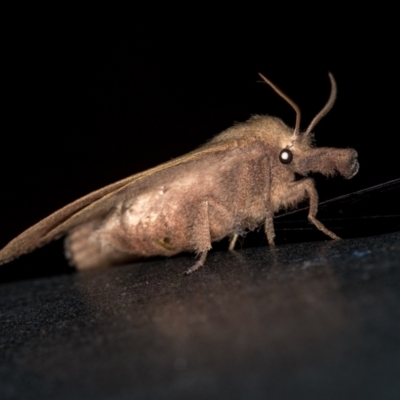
[258,73,301,137]
[304,72,337,136]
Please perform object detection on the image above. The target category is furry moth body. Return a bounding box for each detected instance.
[0,73,359,274]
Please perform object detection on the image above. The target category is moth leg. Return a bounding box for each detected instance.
[264,207,276,246]
[291,179,340,240]
[229,234,239,251]
[185,251,208,275]
[263,157,275,246]
[305,180,340,240]
[185,200,212,275]
[230,158,271,251]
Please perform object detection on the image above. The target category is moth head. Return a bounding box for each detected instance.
[259,72,358,179]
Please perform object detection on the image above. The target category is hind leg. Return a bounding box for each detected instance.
[184,200,212,275]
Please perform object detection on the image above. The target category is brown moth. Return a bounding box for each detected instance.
[0,73,359,274]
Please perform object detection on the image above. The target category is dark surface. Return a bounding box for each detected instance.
[1,232,400,399]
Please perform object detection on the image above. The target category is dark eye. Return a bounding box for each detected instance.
[279,149,293,164]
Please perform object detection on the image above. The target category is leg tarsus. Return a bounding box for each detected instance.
[229,234,239,251]
[184,251,208,275]
[264,216,275,246]
[308,215,340,240]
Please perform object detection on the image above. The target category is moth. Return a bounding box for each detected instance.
[0,73,359,274]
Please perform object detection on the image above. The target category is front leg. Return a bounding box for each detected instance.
[263,157,275,246]
[185,200,212,274]
[303,179,340,240]
[228,161,254,251]
[286,178,340,240]
[230,156,272,250]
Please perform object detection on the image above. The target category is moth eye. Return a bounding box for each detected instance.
[279,149,293,164]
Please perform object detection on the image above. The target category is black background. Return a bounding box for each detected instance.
[1,13,398,278]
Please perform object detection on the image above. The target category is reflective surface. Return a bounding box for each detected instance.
[1,232,400,399]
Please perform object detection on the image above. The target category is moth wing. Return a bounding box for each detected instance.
[0,142,232,264]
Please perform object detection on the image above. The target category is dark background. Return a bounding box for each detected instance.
[1,14,398,279]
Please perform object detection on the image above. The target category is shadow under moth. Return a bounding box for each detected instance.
[0,73,359,274]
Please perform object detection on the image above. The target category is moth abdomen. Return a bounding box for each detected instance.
[64,221,134,269]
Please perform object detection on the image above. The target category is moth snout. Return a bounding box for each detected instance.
[343,148,359,179]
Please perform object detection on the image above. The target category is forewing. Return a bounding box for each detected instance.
[0,142,233,264]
